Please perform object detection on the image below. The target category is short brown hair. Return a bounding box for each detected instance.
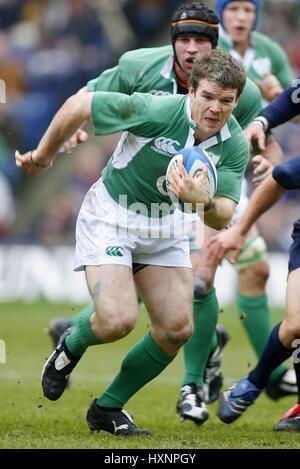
[189,49,246,98]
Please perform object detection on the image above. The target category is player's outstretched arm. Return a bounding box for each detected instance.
[15,92,94,175]
[60,87,90,153]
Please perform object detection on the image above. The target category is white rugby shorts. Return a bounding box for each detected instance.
[74,179,192,271]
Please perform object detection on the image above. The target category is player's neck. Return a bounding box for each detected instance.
[174,62,188,91]
[233,37,251,57]
[194,129,215,144]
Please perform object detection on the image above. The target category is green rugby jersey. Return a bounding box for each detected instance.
[91,91,249,216]
[218,29,293,89]
[87,45,262,130]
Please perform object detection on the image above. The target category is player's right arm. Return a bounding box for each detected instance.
[59,86,90,152]
[16,92,94,174]
[16,91,163,175]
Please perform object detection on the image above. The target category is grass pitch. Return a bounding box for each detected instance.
[0,301,299,449]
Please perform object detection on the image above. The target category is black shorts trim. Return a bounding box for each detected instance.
[132,263,148,274]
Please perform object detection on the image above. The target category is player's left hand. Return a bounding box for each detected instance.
[15,149,53,175]
[168,160,210,207]
[252,154,273,186]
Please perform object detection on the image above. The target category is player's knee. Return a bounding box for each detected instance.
[167,318,193,347]
[103,318,136,341]
[93,306,136,341]
[291,321,300,339]
[257,260,270,284]
[117,316,137,338]
[238,260,270,289]
[281,318,300,345]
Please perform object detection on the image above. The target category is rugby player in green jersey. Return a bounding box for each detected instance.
[45,1,296,427]
[216,0,293,103]
[16,50,248,436]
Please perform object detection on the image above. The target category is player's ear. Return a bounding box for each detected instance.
[188,86,196,99]
[233,93,240,109]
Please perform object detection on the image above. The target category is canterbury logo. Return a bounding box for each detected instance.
[105,246,124,257]
[152,137,180,156]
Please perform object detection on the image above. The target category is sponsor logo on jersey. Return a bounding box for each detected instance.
[105,246,124,257]
[151,137,180,157]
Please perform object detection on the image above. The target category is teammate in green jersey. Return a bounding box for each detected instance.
[216,0,293,103]
[45,0,296,427]
[16,49,248,436]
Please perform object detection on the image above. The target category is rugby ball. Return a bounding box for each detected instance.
[166,146,217,211]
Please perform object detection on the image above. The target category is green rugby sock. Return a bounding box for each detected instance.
[65,305,101,357]
[236,293,287,382]
[183,288,218,387]
[209,329,218,356]
[97,332,174,408]
[70,303,94,328]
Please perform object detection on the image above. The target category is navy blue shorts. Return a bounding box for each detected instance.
[288,219,300,273]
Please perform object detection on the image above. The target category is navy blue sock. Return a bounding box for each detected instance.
[249,323,292,389]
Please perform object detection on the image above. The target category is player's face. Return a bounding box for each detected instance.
[223,1,256,44]
[175,35,213,76]
[189,79,238,141]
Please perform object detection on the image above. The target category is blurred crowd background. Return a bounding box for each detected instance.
[1,0,300,250]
